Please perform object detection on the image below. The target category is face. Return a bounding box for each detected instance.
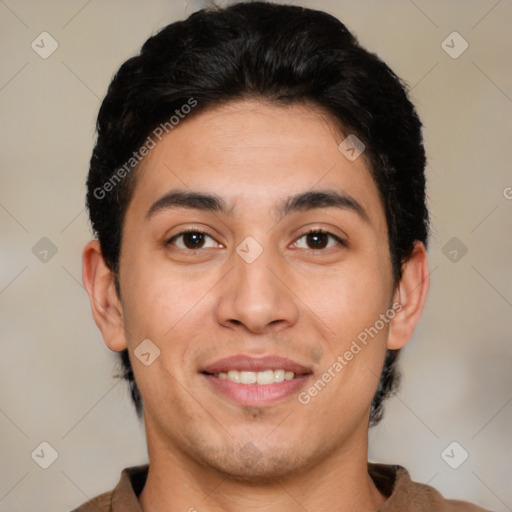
[113,99,398,480]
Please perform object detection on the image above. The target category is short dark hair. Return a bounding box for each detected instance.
[87,1,428,427]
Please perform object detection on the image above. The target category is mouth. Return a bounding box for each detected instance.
[200,355,313,406]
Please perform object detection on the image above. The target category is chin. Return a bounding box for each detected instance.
[196,441,311,483]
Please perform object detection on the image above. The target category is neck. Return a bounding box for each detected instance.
[139,426,387,512]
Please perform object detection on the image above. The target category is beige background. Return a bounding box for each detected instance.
[1,0,511,510]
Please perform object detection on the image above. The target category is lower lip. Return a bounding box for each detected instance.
[202,373,311,406]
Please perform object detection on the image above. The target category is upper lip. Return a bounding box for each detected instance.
[201,355,312,375]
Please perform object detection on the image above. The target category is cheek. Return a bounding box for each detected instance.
[119,249,194,339]
[119,255,217,379]
[305,258,392,338]
[301,253,392,404]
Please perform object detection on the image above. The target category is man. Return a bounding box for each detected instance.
[75,2,492,510]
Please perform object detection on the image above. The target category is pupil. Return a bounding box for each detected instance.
[308,232,327,249]
[185,232,204,249]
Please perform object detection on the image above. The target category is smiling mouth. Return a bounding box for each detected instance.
[203,369,300,385]
[200,355,313,405]
[201,368,312,406]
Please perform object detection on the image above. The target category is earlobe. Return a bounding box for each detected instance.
[387,241,430,350]
[82,240,127,352]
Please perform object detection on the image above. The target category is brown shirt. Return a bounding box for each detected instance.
[71,463,493,511]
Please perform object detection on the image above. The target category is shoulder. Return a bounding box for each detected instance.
[369,462,495,512]
[69,464,148,512]
[393,465,494,511]
[69,490,113,512]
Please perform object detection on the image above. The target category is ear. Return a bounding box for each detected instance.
[387,241,429,350]
[82,240,127,352]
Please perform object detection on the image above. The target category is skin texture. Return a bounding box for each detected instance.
[82,98,429,512]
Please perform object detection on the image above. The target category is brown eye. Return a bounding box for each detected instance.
[293,230,345,251]
[167,230,217,250]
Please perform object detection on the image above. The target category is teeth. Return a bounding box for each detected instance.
[274,369,285,382]
[240,371,256,384]
[257,369,274,385]
[227,370,240,383]
[215,369,296,384]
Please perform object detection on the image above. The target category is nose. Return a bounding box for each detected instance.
[215,245,299,334]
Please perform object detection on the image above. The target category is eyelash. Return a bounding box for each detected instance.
[166,228,346,252]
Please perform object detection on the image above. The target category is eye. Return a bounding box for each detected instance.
[292,229,346,251]
[167,229,220,250]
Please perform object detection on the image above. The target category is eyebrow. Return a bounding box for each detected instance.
[145,188,370,223]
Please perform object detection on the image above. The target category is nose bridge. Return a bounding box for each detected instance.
[215,236,299,333]
[236,244,279,295]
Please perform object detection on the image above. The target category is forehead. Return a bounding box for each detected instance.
[124,98,386,231]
